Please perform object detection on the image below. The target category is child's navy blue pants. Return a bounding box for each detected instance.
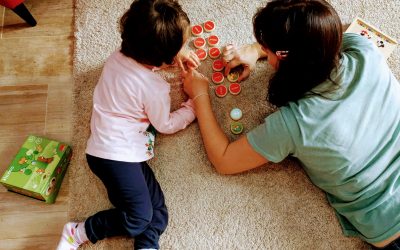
[84,154,168,249]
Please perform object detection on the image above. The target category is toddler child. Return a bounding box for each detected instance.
[56,0,199,249]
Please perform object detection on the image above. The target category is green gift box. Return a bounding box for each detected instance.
[0,135,72,203]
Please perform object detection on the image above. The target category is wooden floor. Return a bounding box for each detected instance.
[0,0,73,249]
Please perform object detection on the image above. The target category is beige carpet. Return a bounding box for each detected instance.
[70,0,399,249]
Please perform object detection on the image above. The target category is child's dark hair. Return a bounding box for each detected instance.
[253,0,343,107]
[120,0,190,67]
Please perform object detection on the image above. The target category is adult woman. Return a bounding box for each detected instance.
[183,0,400,248]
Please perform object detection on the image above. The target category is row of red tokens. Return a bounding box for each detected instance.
[192,20,221,61]
[211,60,242,98]
[191,21,242,98]
[191,21,244,134]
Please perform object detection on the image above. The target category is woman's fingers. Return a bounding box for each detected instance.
[224,59,242,77]
[237,65,250,82]
[222,44,237,64]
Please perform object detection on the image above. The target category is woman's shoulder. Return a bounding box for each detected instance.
[341,33,382,59]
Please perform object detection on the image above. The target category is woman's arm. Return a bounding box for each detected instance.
[183,69,268,175]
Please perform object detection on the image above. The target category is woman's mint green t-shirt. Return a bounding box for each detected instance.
[247,33,400,243]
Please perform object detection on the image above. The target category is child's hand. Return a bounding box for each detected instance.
[222,43,260,82]
[182,68,209,99]
[176,49,201,72]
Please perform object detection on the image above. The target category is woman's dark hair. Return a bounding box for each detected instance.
[253,0,343,107]
[120,0,190,67]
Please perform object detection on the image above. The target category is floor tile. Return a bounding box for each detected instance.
[0,84,48,171]
[0,7,4,38]
[45,79,73,139]
[0,35,72,81]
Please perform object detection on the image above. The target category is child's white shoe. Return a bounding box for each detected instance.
[56,222,88,250]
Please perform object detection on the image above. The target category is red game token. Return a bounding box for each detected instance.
[209,47,221,59]
[204,20,215,32]
[191,25,203,36]
[212,59,224,71]
[212,72,224,84]
[215,85,228,97]
[193,37,206,49]
[195,48,207,61]
[207,35,219,47]
[229,83,241,95]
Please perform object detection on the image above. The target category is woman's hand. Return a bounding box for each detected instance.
[182,68,209,99]
[176,49,201,72]
[222,42,266,82]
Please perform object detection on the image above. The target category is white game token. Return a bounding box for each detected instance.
[230,108,243,121]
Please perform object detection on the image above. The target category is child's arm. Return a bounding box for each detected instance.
[175,49,201,73]
[144,88,195,135]
[182,69,268,174]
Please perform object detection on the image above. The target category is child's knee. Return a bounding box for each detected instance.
[124,210,153,237]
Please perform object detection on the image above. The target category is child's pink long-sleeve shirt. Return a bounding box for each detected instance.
[86,50,195,162]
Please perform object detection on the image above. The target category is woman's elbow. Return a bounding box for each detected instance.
[212,160,235,175]
[215,167,233,175]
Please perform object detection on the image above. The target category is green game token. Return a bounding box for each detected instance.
[230,121,244,135]
[227,65,244,82]
[227,71,239,82]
